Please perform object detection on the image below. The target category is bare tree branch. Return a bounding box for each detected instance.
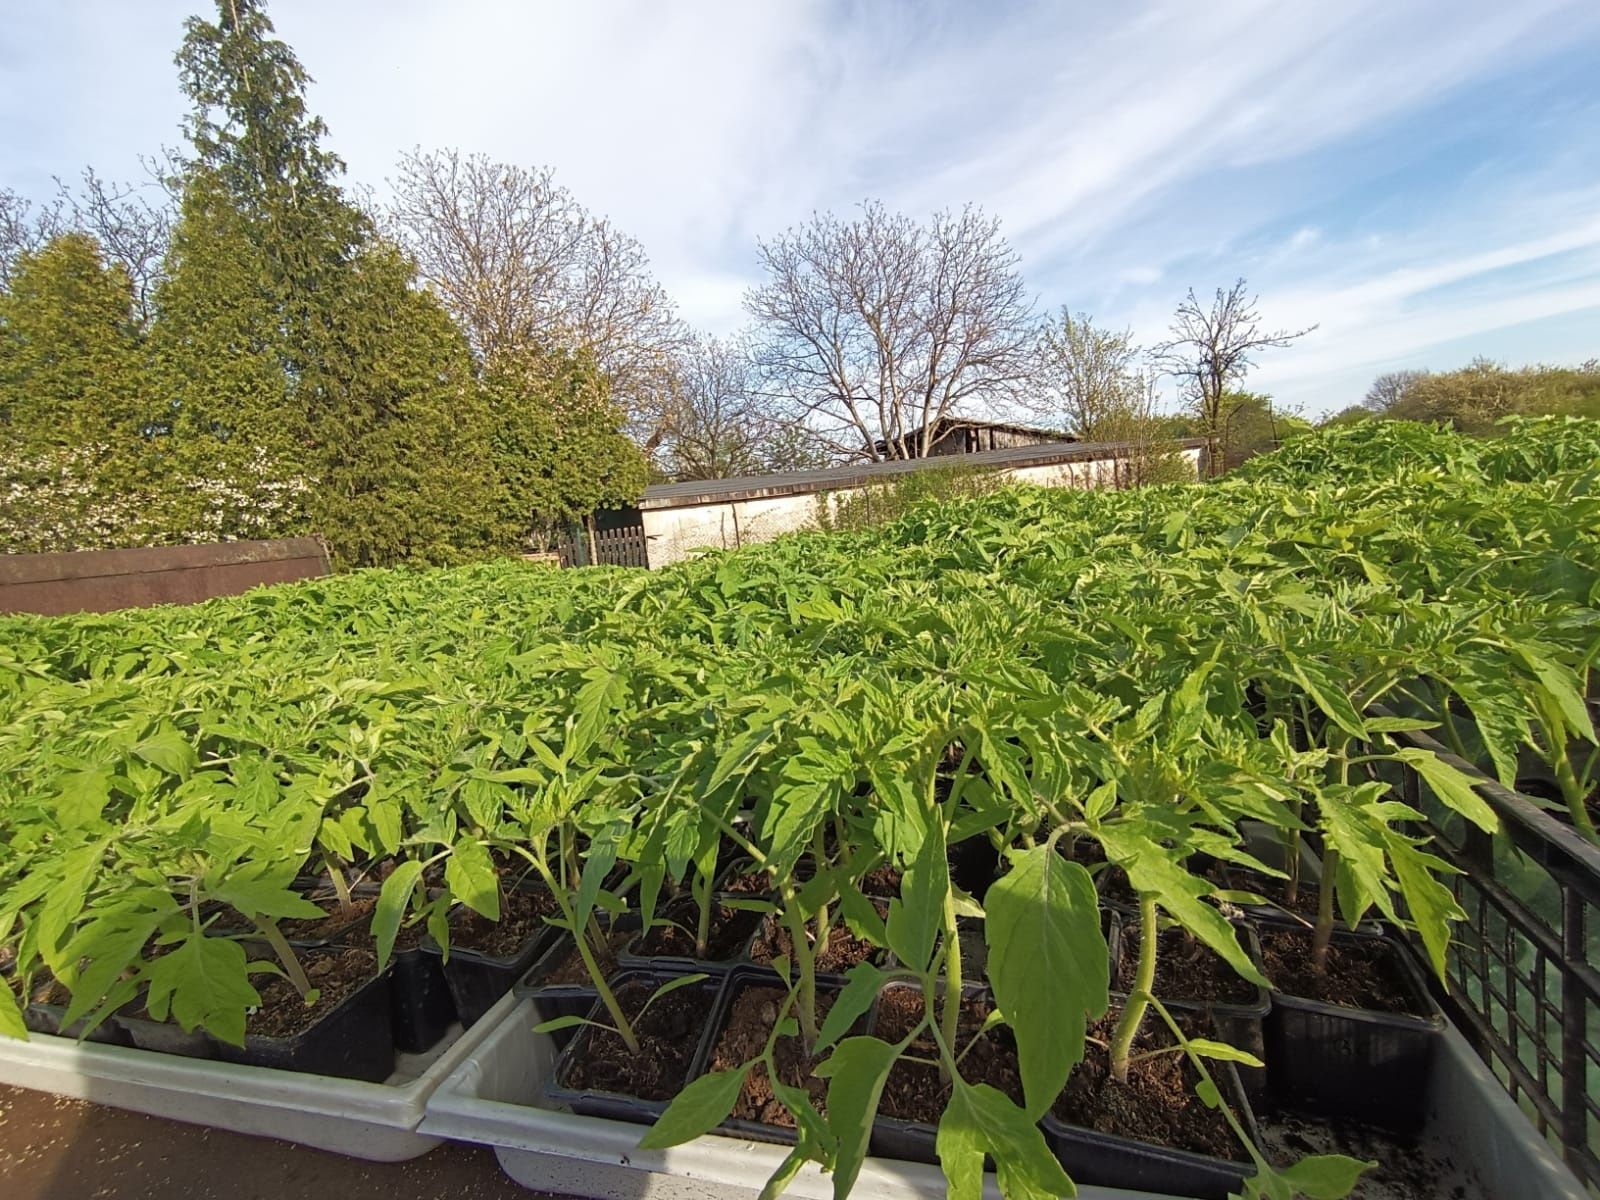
[386,148,687,452]
[745,201,1036,462]
[1150,278,1315,476]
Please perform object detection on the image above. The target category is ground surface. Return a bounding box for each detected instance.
[0,1084,555,1200]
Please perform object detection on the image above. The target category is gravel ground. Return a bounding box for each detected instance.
[0,1084,557,1200]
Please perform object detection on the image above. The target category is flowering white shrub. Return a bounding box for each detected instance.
[0,441,313,554]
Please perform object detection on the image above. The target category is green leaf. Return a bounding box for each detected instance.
[0,980,28,1040]
[368,799,403,856]
[143,934,259,1047]
[1392,748,1498,835]
[1187,1038,1264,1068]
[55,768,112,829]
[886,827,948,973]
[445,839,500,921]
[637,973,708,1020]
[637,1066,750,1150]
[133,726,197,778]
[985,847,1106,1120]
[373,861,424,972]
[209,876,325,922]
[1385,835,1464,982]
[1289,659,1367,738]
[1102,829,1269,990]
[942,1080,1076,1200]
[816,962,888,1053]
[816,1036,903,1200]
[1273,1153,1375,1199]
[532,1014,599,1035]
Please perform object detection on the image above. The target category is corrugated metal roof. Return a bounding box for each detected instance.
[638,438,1207,511]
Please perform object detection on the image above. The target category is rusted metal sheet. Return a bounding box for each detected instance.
[0,537,331,616]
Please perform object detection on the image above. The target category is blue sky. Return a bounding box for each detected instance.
[4,0,1599,417]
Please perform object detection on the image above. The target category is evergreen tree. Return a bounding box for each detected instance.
[302,241,500,567]
[480,348,650,551]
[0,232,148,448]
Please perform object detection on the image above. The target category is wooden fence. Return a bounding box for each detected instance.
[0,537,331,616]
[557,519,650,568]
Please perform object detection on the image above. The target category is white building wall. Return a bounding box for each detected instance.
[639,446,1202,568]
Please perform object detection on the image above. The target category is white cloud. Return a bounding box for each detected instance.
[4,0,1599,410]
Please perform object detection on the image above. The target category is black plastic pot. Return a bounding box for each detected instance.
[421,884,560,1028]
[544,968,723,1126]
[387,943,457,1054]
[214,964,395,1082]
[1107,913,1271,1096]
[119,1006,218,1060]
[1040,1051,1260,1200]
[618,898,764,975]
[1261,924,1443,1135]
[24,998,133,1047]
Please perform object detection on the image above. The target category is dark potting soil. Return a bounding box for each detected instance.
[746,917,887,974]
[559,980,705,1101]
[1115,924,1259,1005]
[1098,866,1139,908]
[246,947,377,1039]
[1231,869,1321,918]
[706,984,854,1126]
[859,865,902,898]
[535,932,630,986]
[634,902,763,961]
[443,886,557,957]
[1053,1007,1241,1161]
[1258,928,1427,1016]
[212,894,378,942]
[720,867,775,895]
[873,987,1024,1122]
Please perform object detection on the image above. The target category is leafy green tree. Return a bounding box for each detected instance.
[0,232,148,449]
[300,242,501,568]
[480,348,650,551]
[1387,357,1600,432]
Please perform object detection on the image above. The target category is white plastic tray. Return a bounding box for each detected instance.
[419,997,1588,1200]
[0,989,520,1161]
[421,997,1198,1200]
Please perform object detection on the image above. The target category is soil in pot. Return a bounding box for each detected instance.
[746,916,888,975]
[859,865,902,899]
[532,930,631,987]
[873,986,1023,1121]
[558,978,706,1101]
[1052,1007,1242,1162]
[706,983,855,1126]
[1228,870,1321,918]
[1258,928,1427,1015]
[442,886,558,957]
[633,901,762,962]
[211,892,378,942]
[245,946,379,1038]
[1115,924,1259,1005]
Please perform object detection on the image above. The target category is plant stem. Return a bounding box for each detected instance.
[939,880,962,1081]
[1552,739,1600,845]
[534,853,641,1053]
[254,918,314,1002]
[779,885,819,1050]
[1108,893,1158,1085]
[1311,847,1339,974]
[325,859,353,920]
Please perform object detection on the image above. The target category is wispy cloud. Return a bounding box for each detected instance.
[3,0,1598,413]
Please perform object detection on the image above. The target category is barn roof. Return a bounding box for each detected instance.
[637,437,1206,511]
